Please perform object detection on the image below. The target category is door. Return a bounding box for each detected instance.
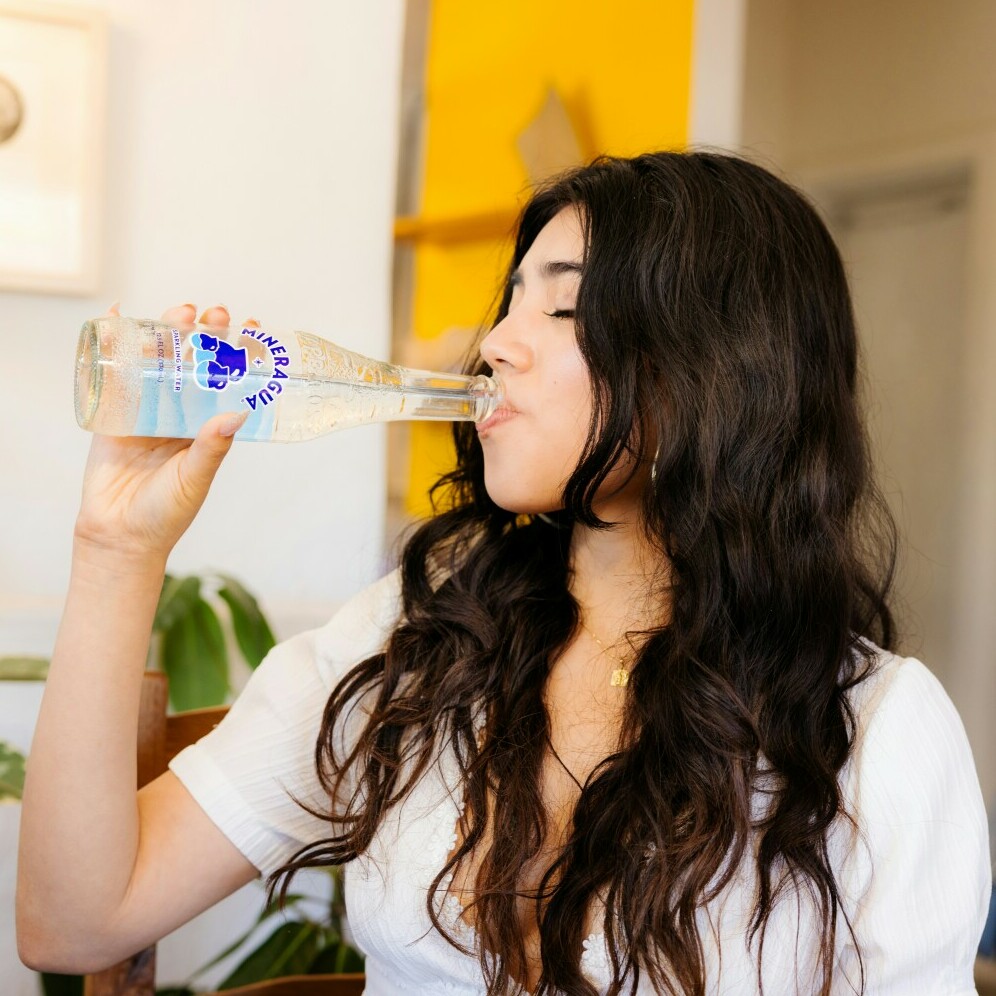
[827,174,970,682]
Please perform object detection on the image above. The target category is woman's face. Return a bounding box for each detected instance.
[478,207,643,517]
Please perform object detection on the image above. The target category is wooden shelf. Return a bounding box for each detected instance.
[393,207,518,245]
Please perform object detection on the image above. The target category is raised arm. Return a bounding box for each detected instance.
[16,304,259,973]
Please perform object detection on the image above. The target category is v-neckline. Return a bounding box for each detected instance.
[431,737,610,989]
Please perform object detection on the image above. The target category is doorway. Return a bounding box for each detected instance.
[822,171,971,681]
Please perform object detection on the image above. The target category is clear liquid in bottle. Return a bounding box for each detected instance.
[75,317,501,443]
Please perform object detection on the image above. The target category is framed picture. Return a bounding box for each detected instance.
[0,0,106,295]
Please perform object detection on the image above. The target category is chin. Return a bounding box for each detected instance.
[482,477,560,516]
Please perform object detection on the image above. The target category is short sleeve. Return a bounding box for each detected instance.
[835,655,991,995]
[168,571,402,877]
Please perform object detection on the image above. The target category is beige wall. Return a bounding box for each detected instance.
[746,0,996,169]
[690,0,748,147]
[742,0,996,800]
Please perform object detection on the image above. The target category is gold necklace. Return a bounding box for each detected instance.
[580,618,631,687]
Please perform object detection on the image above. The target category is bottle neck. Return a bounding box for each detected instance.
[392,367,503,424]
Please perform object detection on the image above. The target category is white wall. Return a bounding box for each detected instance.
[0,5,404,992]
[0,0,405,658]
[742,0,996,799]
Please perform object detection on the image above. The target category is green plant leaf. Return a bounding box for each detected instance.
[0,655,49,680]
[0,740,27,801]
[39,972,83,996]
[216,573,276,669]
[309,939,365,973]
[337,945,366,973]
[153,574,203,634]
[328,864,348,924]
[185,893,309,980]
[217,921,323,990]
[161,597,229,711]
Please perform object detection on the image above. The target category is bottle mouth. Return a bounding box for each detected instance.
[470,374,504,422]
[74,320,101,429]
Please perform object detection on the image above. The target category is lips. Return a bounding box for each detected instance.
[476,404,519,435]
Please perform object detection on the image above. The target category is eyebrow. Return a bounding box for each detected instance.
[509,259,583,287]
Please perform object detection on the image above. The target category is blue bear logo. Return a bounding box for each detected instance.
[190,333,248,392]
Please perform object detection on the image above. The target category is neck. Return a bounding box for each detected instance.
[568,515,670,635]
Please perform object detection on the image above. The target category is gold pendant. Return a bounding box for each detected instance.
[610,668,630,687]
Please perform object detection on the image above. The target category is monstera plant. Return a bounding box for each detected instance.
[1,570,363,994]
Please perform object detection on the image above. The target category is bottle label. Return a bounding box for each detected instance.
[183,326,292,414]
[190,332,249,391]
[238,327,292,411]
[171,328,183,391]
[151,327,184,392]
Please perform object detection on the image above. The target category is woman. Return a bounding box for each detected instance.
[17,152,990,995]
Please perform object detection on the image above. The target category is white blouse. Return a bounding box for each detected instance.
[169,571,991,995]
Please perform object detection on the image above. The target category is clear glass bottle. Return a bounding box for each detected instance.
[74,316,502,443]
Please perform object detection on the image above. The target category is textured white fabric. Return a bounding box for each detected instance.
[169,572,992,995]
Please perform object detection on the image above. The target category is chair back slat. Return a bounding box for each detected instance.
[82,946,154,996]
[165,706,228,765]
[136,671,168,788]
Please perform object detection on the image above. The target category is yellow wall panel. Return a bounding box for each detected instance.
[405,0,694,517]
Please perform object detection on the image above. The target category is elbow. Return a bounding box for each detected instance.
[15,897,56,972]
[16,875,147,975]
[16,923,67,974]
[16,910,118,975]
[17,931,121,976]
[17,919,76,974]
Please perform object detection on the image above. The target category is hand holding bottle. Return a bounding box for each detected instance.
[73,302,250,567]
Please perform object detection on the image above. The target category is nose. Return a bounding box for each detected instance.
[479,313,533,374]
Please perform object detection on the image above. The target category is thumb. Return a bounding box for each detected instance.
[176,411,248,500]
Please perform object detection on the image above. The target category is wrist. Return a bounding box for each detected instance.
[71,535,168,586]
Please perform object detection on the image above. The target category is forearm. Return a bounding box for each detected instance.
[16,542,167,959]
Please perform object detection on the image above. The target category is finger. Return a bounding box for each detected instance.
[103,301,121,317]
[241,316,260,330]
[175,411,248,503]
[198,305,230,328]
[161,303,197,325]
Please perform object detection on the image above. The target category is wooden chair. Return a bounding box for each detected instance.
[977,955,996,996]
[82,670,364,996]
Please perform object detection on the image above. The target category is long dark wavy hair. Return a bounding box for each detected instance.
[271,151,897,995]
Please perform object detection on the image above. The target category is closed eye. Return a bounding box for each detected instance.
[544,309,575,320]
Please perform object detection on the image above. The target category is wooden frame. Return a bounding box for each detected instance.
[0,0,107,295]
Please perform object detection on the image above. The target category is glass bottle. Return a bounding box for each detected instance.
[74,316,502,443]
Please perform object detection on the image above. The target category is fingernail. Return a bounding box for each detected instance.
[219,411,250,437]
[108,300,121,314]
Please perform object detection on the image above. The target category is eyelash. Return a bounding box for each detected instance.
[544,309,575,320]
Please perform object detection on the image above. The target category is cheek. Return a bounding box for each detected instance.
[548,345,593,423]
